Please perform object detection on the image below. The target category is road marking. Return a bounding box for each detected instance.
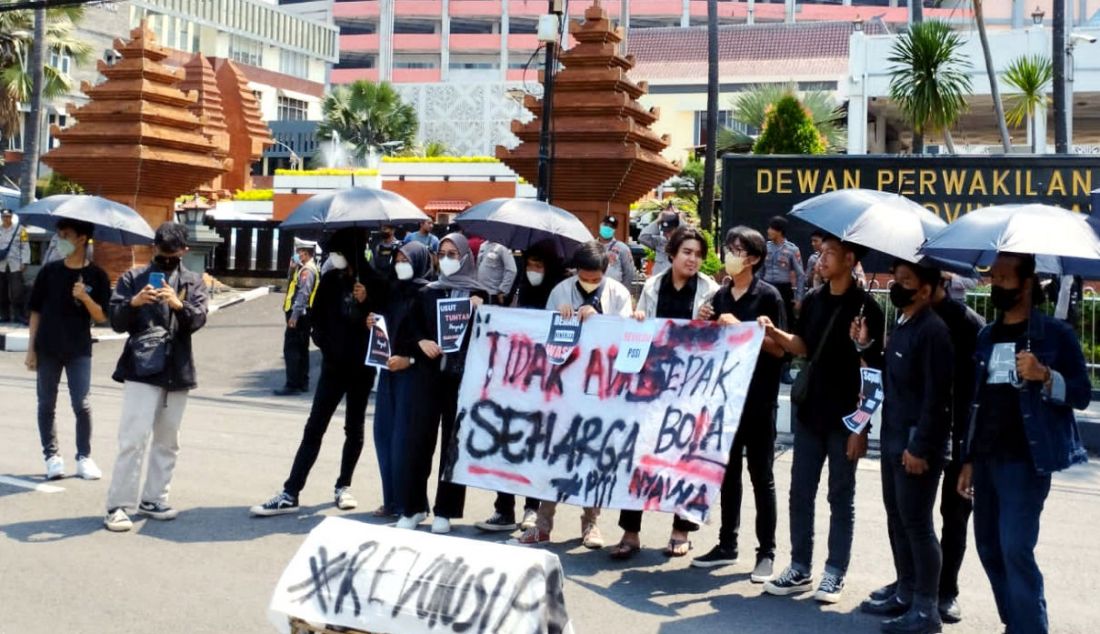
[0,475,65,493]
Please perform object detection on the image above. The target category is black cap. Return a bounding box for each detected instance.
[602,215,618,228]
[0,209,12,216]
[659,211,680,231]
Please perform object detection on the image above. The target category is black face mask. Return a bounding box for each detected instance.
[154,255,181,271]
[990,285,1023,312]
[889,284,918,309]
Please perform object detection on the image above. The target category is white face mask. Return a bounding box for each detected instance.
[328,253,348,270]
[394,261,414,281]
[56,238,77,259]
[578,279,601,294]
[725,253,746,277]
[526,270,544,287]
[439,257,462,277]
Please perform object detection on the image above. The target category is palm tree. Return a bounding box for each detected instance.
[888,20,973,154]
[1003,54,1053,153]
[720,83,846,153]
[316,80,418,162]
[974,0,1011,153]
[0,6,90,148]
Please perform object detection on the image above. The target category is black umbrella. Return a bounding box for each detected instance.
[453,198,594,259]
[16,195,155,245]
[279,187,428,231]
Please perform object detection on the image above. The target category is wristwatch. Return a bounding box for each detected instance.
[408,357,416,366]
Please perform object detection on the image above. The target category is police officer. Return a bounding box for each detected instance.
[275,238,318,395]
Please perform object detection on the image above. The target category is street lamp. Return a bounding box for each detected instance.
[536,1,564,204]
[176,194,210,228]
[853,15,864,32]
[1032,6,1045,25]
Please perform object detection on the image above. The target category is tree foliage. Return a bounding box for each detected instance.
[316,80,418,162]
[1003,54,1052,129]
[887,20,972,144]
[723,83,845,153]
[751,94,827,155]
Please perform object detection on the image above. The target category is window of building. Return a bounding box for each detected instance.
[394,61,436,69]
[280,50,309,77]
[450,19,497,34]
[277,96,309,121]
[48,52,71,75]
[229,34,264,67]
[693,110,756,147]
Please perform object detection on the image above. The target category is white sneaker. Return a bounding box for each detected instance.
[520,508,538,531]
[45,455,65,480]
[334,487,358,511]
[431,516,452,534]
[395,512,427,529]
[104,508,133,532]
[76,457,102,480]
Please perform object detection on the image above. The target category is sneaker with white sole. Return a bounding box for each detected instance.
[510,526,550,546]
[692,544,739,568]
[475,512,518,532]
[581,521,604,549]
[139,501,179,521]
[104,508,133,532]
[76,457,102,480]
[334,487,358,511]
[431,516,452,534]
[814,572,845,604]
[520,508,538,531]
[751,556,775,583]
[45,455,65,480]
[396,512,427,529]
[250,492,299,517]
[763,566,814,596]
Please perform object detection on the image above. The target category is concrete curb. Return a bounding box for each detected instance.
[0,286,274,352]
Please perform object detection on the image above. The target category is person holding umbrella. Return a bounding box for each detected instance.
[251,229,379,517]
[395,233,489,534]
[956,252,1090,634]
[25,218,110,480]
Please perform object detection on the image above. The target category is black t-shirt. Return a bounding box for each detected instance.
[711,278,786,420]
[973,320,1031,461]
[656,273,697,320]
[29,260,110,360]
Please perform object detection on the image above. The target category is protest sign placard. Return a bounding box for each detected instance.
[365,315,391,369]
[449,307,764,524]
[545,314,582,366]
[436,298,473,353]
[843,367,884,434]
[269,517,573,634]
[613,320,657,374]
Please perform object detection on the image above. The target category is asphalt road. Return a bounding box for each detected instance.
[1,293,1098,633]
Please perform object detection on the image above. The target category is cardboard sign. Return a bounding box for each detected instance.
[268,517,574,634]
[843,367,884,434]
[365,315,391,369]
[436,297,473,354]
[450,307,764,524]
[613,320,657,374]
[545,314,582,366]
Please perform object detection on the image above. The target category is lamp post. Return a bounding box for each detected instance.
[1032,6,1045,24]
[175,195,222,274]
[536,0,564,203]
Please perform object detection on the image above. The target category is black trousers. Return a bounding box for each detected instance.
[283,313,311,391]
[881,452,944,605]
[283,360,375,498]
[0,269,25,322]
[494,493,540,519]
[772,282,795,326]
[718,408,778,558]
[939,458,973,600]
[401,369,466,519]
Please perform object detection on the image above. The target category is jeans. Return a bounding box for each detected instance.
[789,420,858,577]
[373,368,414,515]
[719,408,778,558]
[973,458,1051,634]
[493,492,540,520]
[881,452,943,607]
[282,313,311,391]
[939,458,973,600]
[283,360,375,498]
[36,353,93,460]
[0,268,25,322]
[106,381,187,511]
[400,370,466,519]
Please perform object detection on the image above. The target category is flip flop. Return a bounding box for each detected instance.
[663,539,692,557]
[609,541,641,560]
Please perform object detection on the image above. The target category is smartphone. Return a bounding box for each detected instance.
[149,272,165,289]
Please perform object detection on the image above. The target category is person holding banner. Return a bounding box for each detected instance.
[514,241,633,549]
[476,244,564,533]
[251,230,379,517]
[608,227,719,560]
[853,261,954,634]
[395,233,489,534]
[759,234,884,604]
[691,226,785,583]
[367,241,433,518]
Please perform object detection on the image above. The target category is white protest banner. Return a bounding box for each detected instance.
[449,307,763,524]
[366,315,391,369]
[269,517,574,634]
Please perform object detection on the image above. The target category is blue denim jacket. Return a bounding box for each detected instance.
[965,310,1090,474]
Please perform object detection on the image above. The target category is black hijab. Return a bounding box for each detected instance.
[514,242,565,309]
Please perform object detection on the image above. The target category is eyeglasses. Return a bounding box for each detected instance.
[726,247,748,256]
[438,250,461,260]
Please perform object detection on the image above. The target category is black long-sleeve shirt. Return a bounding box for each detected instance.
[931,296,985,458]
[882,307,955,461]
[310,269,374,366]
[795,281,885,433]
